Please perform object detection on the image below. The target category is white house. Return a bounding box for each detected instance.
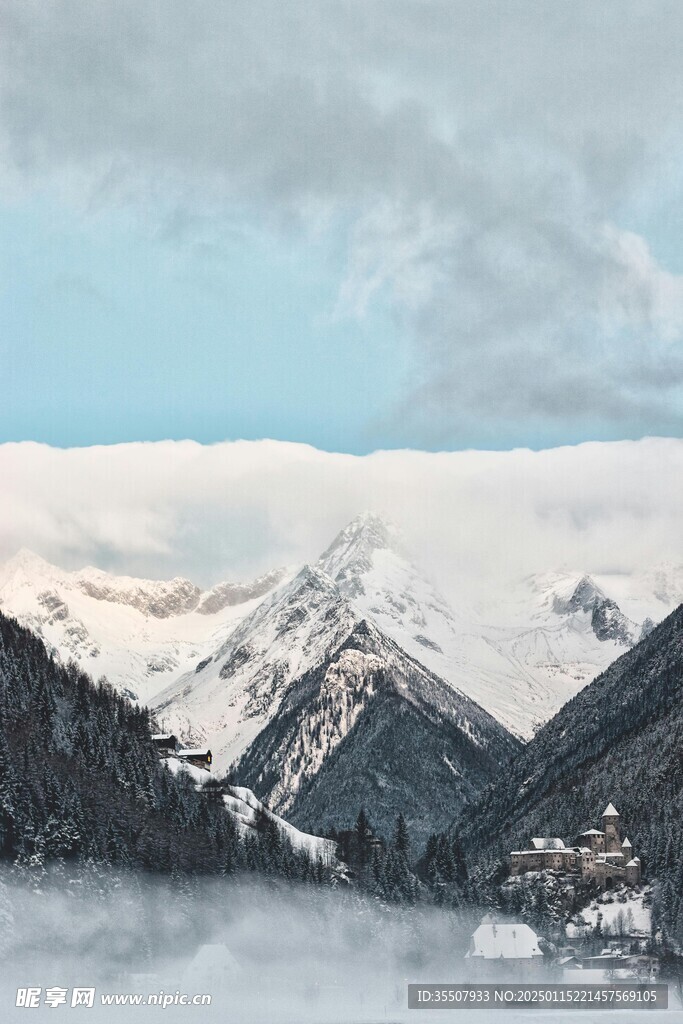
[465,920,545,978]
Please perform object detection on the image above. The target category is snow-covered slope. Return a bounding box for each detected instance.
[0,549,287,704]
[152,565,360,765]
[165,757,337,864]
[454,571,642,737]
[316,514,669,738]
[567,887,652,940]
[222,785,338,864]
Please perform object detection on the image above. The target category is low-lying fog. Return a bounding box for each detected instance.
[1,867,681,1023]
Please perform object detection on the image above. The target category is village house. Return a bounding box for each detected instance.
[510,803,641,889]
[465,919,546,978]
[555,954,582,970]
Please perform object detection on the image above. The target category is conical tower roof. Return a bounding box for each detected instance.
[621,837,632,848]
[602,802,619,817]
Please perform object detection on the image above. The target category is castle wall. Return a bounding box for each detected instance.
[510,849,578,875]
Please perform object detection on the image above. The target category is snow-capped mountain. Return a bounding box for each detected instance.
[0,548,288,703]
[314,514,674,738]
[232,616,520,842]
[152,564,360,765]
[452,570,644,737]
[152,555,519,839]
[1,516,680,751]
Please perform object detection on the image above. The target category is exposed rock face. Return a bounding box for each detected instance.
[554,575,637,647]
[197,568,288,614]
[75,573,202,618]
[591,598,637,645]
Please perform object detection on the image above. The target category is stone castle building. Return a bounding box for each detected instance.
[510,803,641,889]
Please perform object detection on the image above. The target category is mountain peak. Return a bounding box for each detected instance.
[552,574,606,615]
[317,512,403,590]
[325,510,400,550]
[3,547,55,570]
[0,548,62,586]
[549,573,637,646]
[569,575,606,611]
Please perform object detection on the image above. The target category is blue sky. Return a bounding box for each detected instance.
[2,1,683,454]
[0,199,411,452]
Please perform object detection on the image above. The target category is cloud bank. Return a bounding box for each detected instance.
[2,2,683,442]
[1,439,682,601]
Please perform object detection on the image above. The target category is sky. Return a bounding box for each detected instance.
[2,1,683,453]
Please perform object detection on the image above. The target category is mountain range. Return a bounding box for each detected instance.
[2,513,679,733]
[2,512,681,838]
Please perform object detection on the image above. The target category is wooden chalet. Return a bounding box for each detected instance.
[151,733,178,755]
[176,748,213,771]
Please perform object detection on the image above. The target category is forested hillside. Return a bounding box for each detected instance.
[455,604,683,946]
[0,613,321,881]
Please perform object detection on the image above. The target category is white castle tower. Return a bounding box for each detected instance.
[602,803,621,854]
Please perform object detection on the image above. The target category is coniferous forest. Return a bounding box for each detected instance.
[0,613,322,882]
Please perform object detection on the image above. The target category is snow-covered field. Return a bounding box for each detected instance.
[567,887,652,939]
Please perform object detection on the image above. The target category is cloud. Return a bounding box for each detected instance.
[1,439,682,605]
[2,1,683,438]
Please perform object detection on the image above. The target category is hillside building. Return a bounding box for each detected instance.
[151,733,178,755]
[176,747,213,770]
[510,803,641,889]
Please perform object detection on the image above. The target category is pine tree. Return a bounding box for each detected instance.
[354,807,372,867]
[393,813,410,859]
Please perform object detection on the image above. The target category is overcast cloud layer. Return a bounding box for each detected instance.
[2,1,683,443]
[2,439,682,602]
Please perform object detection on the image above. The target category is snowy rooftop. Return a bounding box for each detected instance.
[466,923,543,960]
[622,837,632,847]
[151,733,176,741]
[183,943,241,983]
[602,803,619,817]
[531,837,565,850]
[510,850,561,855]
[177,748,211,757]
[580,829,605,836]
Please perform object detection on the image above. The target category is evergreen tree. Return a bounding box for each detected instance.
[393,813,410,858]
